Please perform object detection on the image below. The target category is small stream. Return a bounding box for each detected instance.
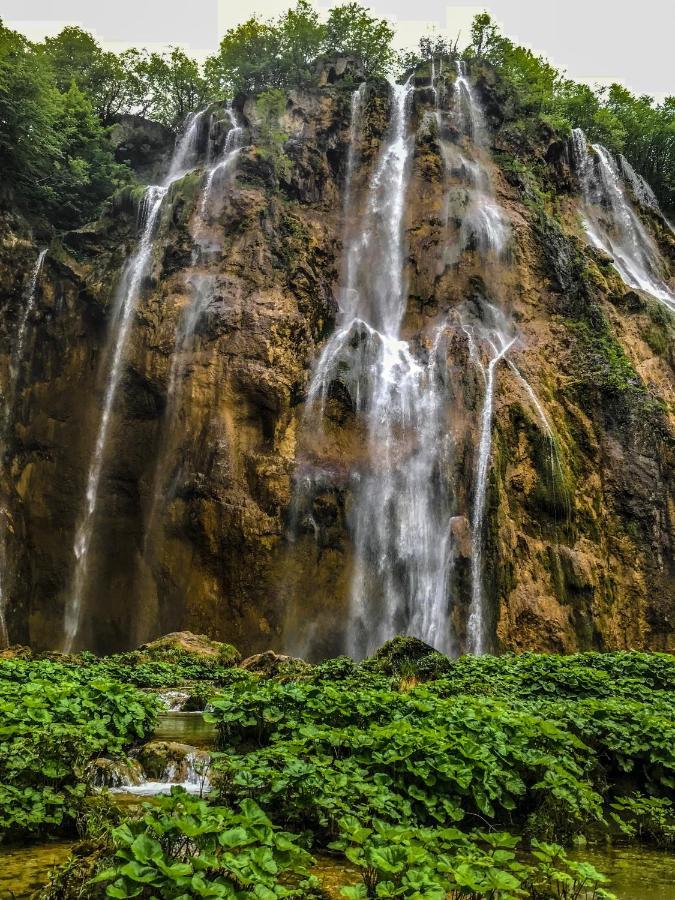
[3,714,671,898]
[152,710,217,748]
[0,841,673,899]
[0,841,74,898]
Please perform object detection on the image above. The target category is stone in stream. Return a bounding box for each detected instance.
[85,757,144,789]
[134,740,211,784]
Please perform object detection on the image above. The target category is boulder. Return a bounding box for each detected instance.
[86,758,144,789]
[240,650,311,678]
[134,741,210,783]
[139,632,240,665]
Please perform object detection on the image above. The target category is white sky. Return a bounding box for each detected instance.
[3,0,674,100]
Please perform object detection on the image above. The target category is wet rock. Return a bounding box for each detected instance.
[86,757,144,789]
[240,651,311,678]
[134,741,210,783]
[109,114,175,183]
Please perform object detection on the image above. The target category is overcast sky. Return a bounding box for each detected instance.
[4,0,674,100]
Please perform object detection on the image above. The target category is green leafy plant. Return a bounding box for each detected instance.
[94,788,315,898]
[0,659,158,837]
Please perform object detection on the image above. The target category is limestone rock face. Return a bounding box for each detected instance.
[0,69,672,657]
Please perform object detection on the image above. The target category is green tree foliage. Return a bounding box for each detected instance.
[205,18,284,95]
[205,1,396,95]
[0,20,128,227]
[47,82,128,229]
[0,21,62,199]
[40,26,143,124]
[134,47,212,129]
[323,3,396,77]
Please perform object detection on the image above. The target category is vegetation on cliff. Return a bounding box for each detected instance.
[1,3,673,230]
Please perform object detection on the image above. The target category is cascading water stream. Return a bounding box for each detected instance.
[142,108,246,572]
[0,249,47,647]
[448,62,517,652]
[200,107,244,221]
[63,114,208,652]
[11,249,47,397]
[301,81,455,657]
[461,310,515,654]
[571,128,674,310]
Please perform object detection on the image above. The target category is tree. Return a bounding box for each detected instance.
[0,19,129,226]
[46,82,128,228]
[40,26,142,124]
[204,2,323,96]
[205,18,282,95]
[136,47,212,129]
[277,0,324,83]
[324,3,395,78]
[0,21,62,200]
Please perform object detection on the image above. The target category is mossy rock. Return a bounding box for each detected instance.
[362,636,447,676]
[138,632,240,666]
[134,741,210,782]
[239,651,312,679]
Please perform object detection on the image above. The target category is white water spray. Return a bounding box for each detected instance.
[302,82,456,656]
[571,129,674,310]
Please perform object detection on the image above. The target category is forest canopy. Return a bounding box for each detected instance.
[0,4,673,229]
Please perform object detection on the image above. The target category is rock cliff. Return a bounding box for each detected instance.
[0,59,672,656]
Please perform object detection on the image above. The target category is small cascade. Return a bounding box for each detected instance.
[461,308,515,654]
[451,62,509,258]
[200,107,244,222]
[571,128,674,310]
[63,114,209,652]
[11,249,47,395]
[618,155,675,235]
[89,748,211,796]
[116,750,211,796]
[446,62,516,652]
[454,61,487,147]
[0,249,47,647]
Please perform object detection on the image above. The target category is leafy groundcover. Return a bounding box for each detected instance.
[4,642,674,898]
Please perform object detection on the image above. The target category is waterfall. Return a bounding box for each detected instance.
[299,81,455,657]
[571,128,674,311]
[454,61,487,148]
[462,309,515,654]
[142,108,245,578]
[0,249,47,648]
[449,62,516,652]
[63,115,209,652]
[11,249,47,395]
[452,62,509,258]
[200,107,244,221]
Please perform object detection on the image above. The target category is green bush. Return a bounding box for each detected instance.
[94,789,315,899]
[0,659,158,837]
[205,651,674,846]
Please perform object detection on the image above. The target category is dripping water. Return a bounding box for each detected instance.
[0,249,47,647]
[63,114,208,652]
